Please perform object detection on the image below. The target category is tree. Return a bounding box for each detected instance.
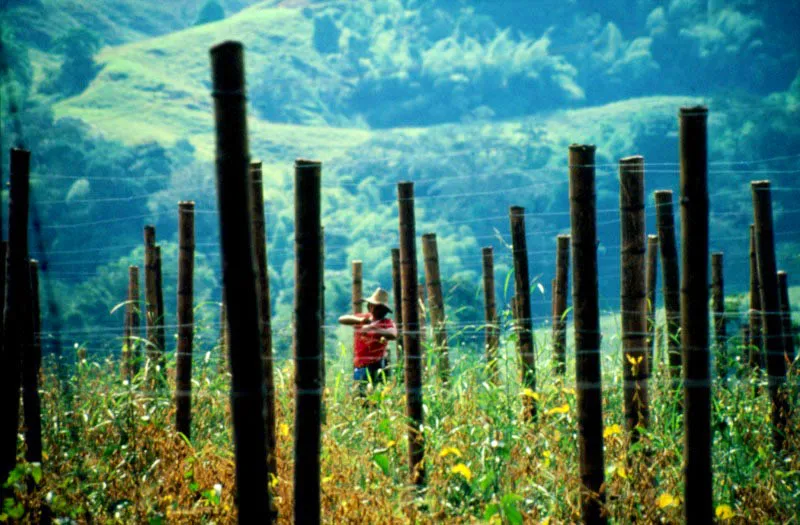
[41,28,101,97]
[194,0,225,26]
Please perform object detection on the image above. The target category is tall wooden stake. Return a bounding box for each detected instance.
[124,266,141,380]
[422,233,449,384]
[752,180,788,453]
[249,161,277,479]
[398,182,425,487]
[210,40,271,523]
[711,253,727,382]
[23,260,42,465]
[553,235,570,377]
[748,225,765,372]
[777,272,796,368]
[620,155,650,438]
[482,247,499,384]
[352,260,363,314]
[509,206,537,420]
[645,234,658,376]
[391,248,403,370]
[143,225,160,382]
[569,144,607,524]
[680,106,712,524]
[293,159,323,525]
[655,190,681,388]
[176,201,195,439]
[0,148,31,497]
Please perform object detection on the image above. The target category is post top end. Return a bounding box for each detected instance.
[178,200,195,208]
[352,259,362,265]
[422,232,437,240]
[711,251,723,258]
[620,155,644,164]
[556,233,570,241]
[250,160,263,169]
[751,179,771,189]
[569,144,596,152]
[509,205,525,214]
[653,189,673,200]
[647,234,658,240]
[680,105,708,117]
[210,40,243,56]
[295,158,321,167]
[482,246,493,253]
[144,224,155,232]
[778,270,787,277]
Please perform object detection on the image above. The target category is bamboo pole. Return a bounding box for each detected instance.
[352,260,363,314]
[553,235,570,377]
[176,201,195,439]
[509,206,537,420]
[23,260,42,465]
[209,40,272,523]
[124,266,141,380]
[391,248,403,370]
[777,272,796,368]
[680,106,712,524]
[569,144,607,524]
[398,181,425,487]
[143,225,160,380]
[655,190,681,387]
[645,235,658,376]
[752,180,789,453]
[0,148,31,497]
[620,155,650,438]
[748,225,765,372]
[249,161,277,479]
[293,159,323,525]
[482,247,499,384]
[711,253,727,382]
[422,233,449,384]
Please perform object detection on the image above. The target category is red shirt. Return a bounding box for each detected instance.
[353,313,395,367]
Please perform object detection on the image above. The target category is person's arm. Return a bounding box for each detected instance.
[358,321,398,340]
[338,314,370,326]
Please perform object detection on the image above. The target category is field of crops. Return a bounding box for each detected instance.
[3,323,798,523]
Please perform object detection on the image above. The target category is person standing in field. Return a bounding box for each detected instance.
[338,287,397,394]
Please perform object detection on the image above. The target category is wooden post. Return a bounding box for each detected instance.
[645,235,658,376]
[422,233,449,384]
[398,182,425,487]
[711,253,727,382]
[655,190,681,387]
[752,180,789,452]
[569,144,607,524]
[175,201,195,439]
[0,148,31,496]
[482,247,499,384]
[352,260,363,314]
[219,297,229,374]
[777,272,796,368]
[249,161,277,479]
[680,106,711,524]
[391,248,403,370]
[126,266,141,378]
[293,159,323,525]
[553,235,570,377]
[155,245,166,375]
[143,225,160,380]
[509,206,537,420]
[23,260,42,465]
[620,155,650,438]
[748,225,765,372]
[210,40,271,523]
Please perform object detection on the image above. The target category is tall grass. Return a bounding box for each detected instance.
[3,319,798,523]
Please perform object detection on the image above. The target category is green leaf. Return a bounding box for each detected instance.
[501,493,524,525]
[503,269,515,298]
[6,503,23,520]
[30,463,42,484]
[189,481,199,492]
[371,453,390,476]
[483,502,500,520]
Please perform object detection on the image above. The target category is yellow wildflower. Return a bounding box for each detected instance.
[656,493,677,508]
[439,446,462,458]
[522,388,540,400]
[603,424,622,438]
[546,403,570,416]
[716,505,734,520]
[279,423,289,437]
[451,463,472,481]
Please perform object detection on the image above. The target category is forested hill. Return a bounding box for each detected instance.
[1,0,799,339]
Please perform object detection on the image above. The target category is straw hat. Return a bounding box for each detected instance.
[364,287,391,311]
